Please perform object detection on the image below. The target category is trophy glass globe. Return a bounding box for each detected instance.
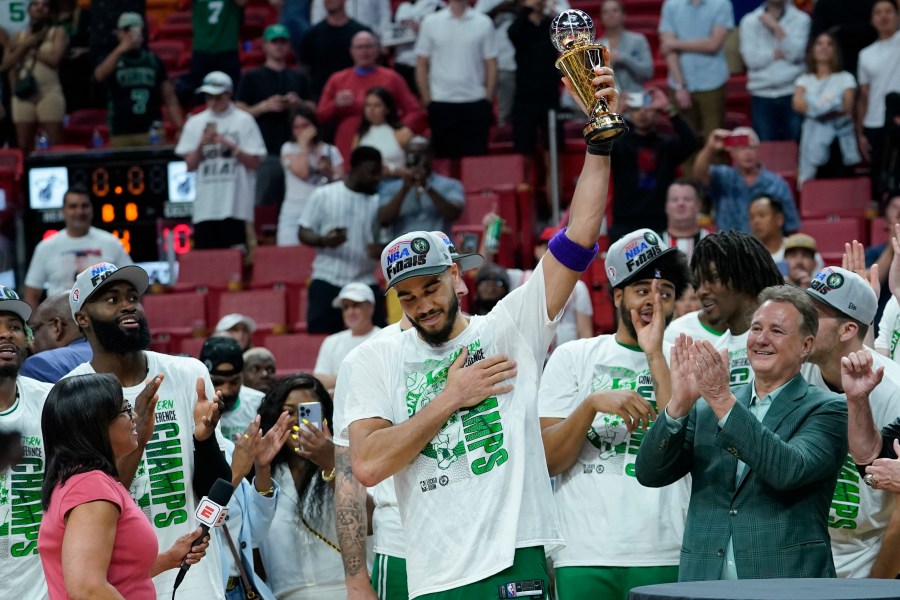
[550,9,595,53]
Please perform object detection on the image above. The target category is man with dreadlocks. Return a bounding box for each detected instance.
[664,231,784,387]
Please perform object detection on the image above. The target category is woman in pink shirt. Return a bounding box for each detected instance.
[38,373,209,599]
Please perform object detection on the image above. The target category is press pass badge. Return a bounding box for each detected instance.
[498,580,545,598]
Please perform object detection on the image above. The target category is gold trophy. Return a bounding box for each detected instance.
[551,9,628,142]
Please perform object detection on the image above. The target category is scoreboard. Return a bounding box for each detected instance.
[23,146,196,267]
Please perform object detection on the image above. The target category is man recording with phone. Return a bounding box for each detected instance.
[692,126,800,234]
[377,136,465,239]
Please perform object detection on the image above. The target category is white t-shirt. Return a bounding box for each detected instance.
[857,30,900,129]
[175,104,267,224]
[65,352,226,600]
[24,227,132,296]
[333,323,405,558]
[507,270,592,348]
[875,296,900,363]
[314,327,381,379]
[219,385,265,442]
[664,310,752,387]
[414,7,497,103]
[393,0,446,67]
[802,353,900,578]
[538,336,689,567]
[280,142,343,210]
[258,464,347,600]
[0,377,54,600]
[795,71,857,117]
[343,261,563,598]
[473,0,516,72]
[298,181,380,287]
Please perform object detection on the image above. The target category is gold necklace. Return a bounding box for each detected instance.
[299,514,341,554]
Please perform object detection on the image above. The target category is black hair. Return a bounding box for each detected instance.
[873,0,898,12]
[883,188,900,213]
[258,374,334,525]
[63,184,90,204]
[624,249,692,299]
[668,177,704,200]
[749,193,784,216]
[41,373,124,510]
[289,105,321,145]
[691,231,783,297]
[350,145,383,170]
[356,86,403,139]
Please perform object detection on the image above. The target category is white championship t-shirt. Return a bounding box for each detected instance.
[0,377,53,600]
[664,310,752,387]
[507,270,592,349]
[314,327,382,379]
[538,336,688,567]
[857,30,900,129]
[175,104,267,224]
[219,385,265,442]
[24,227,132,296]
[802,353,900,577]
[874,296,900,364]
[66,352,226,600]
[333,323,405,559]
[343,261,563,598]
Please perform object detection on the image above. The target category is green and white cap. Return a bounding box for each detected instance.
[381,231,452,289]
[806,266,877,324]
[605,228,675,288]
[0,286,31,323]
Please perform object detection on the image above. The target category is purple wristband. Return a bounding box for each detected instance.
[548,228,599,272]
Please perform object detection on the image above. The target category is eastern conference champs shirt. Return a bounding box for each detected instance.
[343,262,564,598]
[539,336,689,567]
[67,352,226,599]
[0,377,53,600]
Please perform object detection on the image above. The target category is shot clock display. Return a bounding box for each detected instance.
[23,147,196,266]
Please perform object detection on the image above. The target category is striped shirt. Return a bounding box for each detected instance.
[299,180,379,287]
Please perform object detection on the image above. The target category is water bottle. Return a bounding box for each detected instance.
[35,131,50,150]
[484,216,503,252]
[91,128,104,148]
[148,121,162,146]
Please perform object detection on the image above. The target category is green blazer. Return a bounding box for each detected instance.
[635,373,848,581]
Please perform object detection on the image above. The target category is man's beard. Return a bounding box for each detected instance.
[90,314,151,354]
[409,294,460,347]
[618,301,673,341]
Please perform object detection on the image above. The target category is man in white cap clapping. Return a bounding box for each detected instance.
[175,71,267,252]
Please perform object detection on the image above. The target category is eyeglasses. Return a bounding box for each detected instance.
[116,401,134,419]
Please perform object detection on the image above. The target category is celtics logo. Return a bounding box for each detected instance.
[0,287,18,300]
[826,273,844,289]
[643,231,659,246]
[411,237,430,255]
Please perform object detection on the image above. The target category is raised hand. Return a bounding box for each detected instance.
[841,350,885,403]
[442,347,517,410]
[134,375,163,446]
[667,334,702,419]
[633,279,666,355]
[292,419,335,472]
[689,341,733,418]
[231,416,263,483]
[843,240,880,298]
[590,389,656,433]
[561,51,618,116]
[866,439,900,492]
[193,377,224,442]
[256,410,292,469]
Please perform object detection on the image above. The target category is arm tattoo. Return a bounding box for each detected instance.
[334,445,369,576]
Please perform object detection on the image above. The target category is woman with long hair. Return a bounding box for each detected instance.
[256,374,346,599]
[278,105,344,246]
[0,0,68,153]
[352,87,414,177]
[38,373,209,599]
[793,32,861,185]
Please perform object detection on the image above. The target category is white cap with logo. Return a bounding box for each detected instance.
[806,266,878,324]
[70,263,150,318]
[196,71,234,95]
[332,282,376,308]
[381,231,453,290]
[604,229,675,288]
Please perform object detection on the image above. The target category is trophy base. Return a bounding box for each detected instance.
[584,113,629,143]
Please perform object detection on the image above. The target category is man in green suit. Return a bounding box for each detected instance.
[636,285,848,581]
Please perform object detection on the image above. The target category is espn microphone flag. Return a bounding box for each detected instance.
[171,478,235,598]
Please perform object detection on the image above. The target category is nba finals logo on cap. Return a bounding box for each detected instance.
[810,269,843,296]
[386,237,431,279]
[624,231,663,273]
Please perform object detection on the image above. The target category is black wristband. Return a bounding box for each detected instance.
[586,140,614,156]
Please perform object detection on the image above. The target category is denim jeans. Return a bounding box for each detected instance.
[751,94,801,142]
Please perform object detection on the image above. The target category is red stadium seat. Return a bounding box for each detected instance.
[143,292,207,352]
[758,140,798,175]
[179,336,206,358]
[250,245,315,288]
[870,218,891,248]
[0,149,23,178]
[799,217,866,263]
[217,289,289,339]
[456,191,500,228]
[799,178,872,219]
[149,40,187,70]
[263,333,328,376]
[460,154,527,194]
[64,109,109,146]
[173,248,244,292]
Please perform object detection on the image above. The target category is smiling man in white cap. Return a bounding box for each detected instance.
[214,313,257,351]
[0,286,54,600]
[175,71,267,252]
[801,267,900,579]
[65,262,230,599]
[338,61,618,598]
[538,229,691,599]
[313,282,380,391]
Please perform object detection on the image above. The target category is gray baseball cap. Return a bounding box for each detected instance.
[70,263,149,318]
[431,231,483,273]
[381,231,453,289]
[605,228,676,288]
[806,266,878,324]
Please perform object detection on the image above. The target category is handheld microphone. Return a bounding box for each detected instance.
[171,478,234,598]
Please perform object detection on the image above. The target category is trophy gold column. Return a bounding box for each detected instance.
[551,9,628,143]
